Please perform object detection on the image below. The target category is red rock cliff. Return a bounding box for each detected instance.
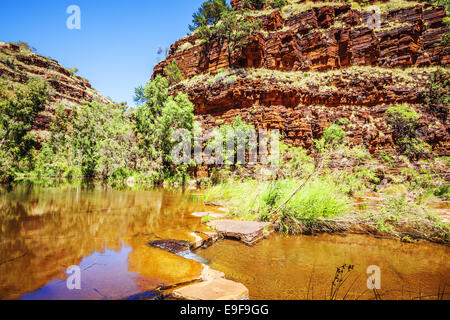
[153,1,449,156]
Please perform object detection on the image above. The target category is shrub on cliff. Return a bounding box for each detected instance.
[10,41,36,53]
[314,124,346,152]
[386,105,430,160]
[423,69,449,109]
[243,0,266,10]
[429,0,450,13]
[323,124,346,146]
[0,78,48,183]
[164,60,183,85]
[270,0,287,9]
[212,10,262,67]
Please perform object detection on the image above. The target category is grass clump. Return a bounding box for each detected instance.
[204,177,351,233]
[274,178,351,233]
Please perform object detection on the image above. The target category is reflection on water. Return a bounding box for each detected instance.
[1,184,449,300]
[0,184,208,300]
[198,234,450,300]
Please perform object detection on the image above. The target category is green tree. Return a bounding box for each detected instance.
[0,78,48,182]
[189,0,230,32]
[134,75,195,174]
[213,10,262,68]
[37,101,140,180]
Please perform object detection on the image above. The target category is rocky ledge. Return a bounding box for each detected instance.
[0,42,110,140]
[172,66,449,155]
[152,1,449,157]
[154,1,449,77]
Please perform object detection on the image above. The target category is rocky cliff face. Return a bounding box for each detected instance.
[154,2,448,76]
[153,0,449,156]
[0,42,110,140]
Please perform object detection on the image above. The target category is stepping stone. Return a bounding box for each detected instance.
[192,211,228,219]
[200,265,225,281]
[208,212,228,219]
[207,220,273,246]
[189,232,205,249]
[190,232,219,249]
[173,278,249,300]
[191,212,212,217]
[194,231,220,248]
[150,239,209,264]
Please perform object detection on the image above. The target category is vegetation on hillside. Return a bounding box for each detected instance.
[0,78,48,183]
[203,121,449,243]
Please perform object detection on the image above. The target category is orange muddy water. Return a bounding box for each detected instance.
[198,234,450,300]
[0,184,448,300]
[0,184,210,300]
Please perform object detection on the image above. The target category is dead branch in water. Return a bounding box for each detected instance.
[0,252,28,267]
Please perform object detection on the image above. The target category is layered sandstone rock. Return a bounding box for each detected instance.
[153,3,449,76]
[171,67,448,155]
[0,42,110,140]
[152,1,449,156]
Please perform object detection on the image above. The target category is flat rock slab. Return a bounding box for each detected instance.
[192,211,228,219]
[173,278,249,300]
[207,220,273,246]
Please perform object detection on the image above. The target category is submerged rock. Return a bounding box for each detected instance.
[149,239,209,264]
[150,239,190,254]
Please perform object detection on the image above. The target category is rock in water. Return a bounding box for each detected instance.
[173,278,249,300]
[207,220,273,246]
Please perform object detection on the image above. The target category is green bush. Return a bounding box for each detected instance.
[386,105,430,159]
[386,105,419,136]
[435,184,450,200]
[164,60,183,85]
[423,69,449,108]
[323,124,346,146]
[68,67,79,76]
[244,0,266,9]
[280,143,315,178]
[0,78,48,183]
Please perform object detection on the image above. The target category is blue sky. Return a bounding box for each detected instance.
[0,0,214,106]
